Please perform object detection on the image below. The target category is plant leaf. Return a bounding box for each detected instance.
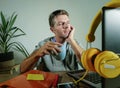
[0,12,7,30]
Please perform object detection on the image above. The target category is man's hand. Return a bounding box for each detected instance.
[33,42,62,58]
[66,26,75,43]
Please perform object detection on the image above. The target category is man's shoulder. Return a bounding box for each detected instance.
[38,36,54,46]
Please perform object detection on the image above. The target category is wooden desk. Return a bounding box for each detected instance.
[54,71,72,83]
[0,70,90,88]
[54,71,90,88]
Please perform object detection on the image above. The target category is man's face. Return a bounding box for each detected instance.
[51,15,71,39]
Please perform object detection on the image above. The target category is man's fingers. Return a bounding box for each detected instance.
[41,42,62,56]
[48,45,61,55]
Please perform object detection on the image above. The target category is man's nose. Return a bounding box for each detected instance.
[63,23,69,28]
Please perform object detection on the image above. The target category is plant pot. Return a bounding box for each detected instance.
[0,52,15,68]
[0,52,14,62]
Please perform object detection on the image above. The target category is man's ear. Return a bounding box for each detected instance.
[50,27,54,33]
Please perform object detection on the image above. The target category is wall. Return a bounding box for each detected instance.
[0,0,111,64]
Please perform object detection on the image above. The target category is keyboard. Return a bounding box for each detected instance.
[67,70,102,88]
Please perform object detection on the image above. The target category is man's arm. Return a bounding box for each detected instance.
[20,50,41,73]
[66,26,84,60]
[20,42,62,73]
[68,39,84,60]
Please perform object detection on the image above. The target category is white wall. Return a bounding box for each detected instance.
[0,0,111,64]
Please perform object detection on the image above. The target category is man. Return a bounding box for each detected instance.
[20,9,84,73]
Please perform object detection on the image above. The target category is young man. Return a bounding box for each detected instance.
[20,9,84,73]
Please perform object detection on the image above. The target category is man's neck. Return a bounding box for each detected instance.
[54,37,66,44]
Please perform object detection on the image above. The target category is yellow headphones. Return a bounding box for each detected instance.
[81,48,120,78]
[86,0,120,42]
[81,0,120,78]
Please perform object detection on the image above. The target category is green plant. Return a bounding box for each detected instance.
[0,11,29,58]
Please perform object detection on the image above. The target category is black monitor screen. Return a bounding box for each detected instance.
[102,7,120,54]
[102,7,120,88]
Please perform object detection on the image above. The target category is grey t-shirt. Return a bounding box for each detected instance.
[34,36,83,72]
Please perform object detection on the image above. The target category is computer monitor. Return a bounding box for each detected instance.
[102,7,120,88]
[102,7,120,54]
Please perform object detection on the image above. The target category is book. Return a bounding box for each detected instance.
[0,70,59,88]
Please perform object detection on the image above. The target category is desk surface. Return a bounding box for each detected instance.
[54,71,91,88]
[0,70,90,88]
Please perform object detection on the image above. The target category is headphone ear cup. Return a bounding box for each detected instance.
[94,51,119,78]
[81,48,101,71]
[81,51,88,70]
[81,50,91,71]
[94,51,106,77]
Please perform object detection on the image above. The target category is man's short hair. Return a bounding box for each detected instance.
[49,9,69,27]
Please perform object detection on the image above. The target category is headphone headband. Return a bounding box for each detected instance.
[86,1,120,42]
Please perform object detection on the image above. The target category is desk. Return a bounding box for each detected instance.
[54,71,90,88]
[0,70,90,88]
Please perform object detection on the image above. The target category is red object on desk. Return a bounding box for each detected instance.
[0,70,59,88]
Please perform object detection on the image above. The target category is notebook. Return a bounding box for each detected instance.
[67,70,102,88]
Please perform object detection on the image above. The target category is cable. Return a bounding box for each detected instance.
[72,70,89,84]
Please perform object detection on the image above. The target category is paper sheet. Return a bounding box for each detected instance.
[27,74,44,80]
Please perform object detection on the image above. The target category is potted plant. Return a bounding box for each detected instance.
[0,12,29,68]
